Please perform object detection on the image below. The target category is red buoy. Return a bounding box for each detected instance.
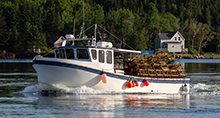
[143,81,149,86]
[134,81,139,87]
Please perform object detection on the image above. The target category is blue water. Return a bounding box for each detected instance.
[0,59,220,117]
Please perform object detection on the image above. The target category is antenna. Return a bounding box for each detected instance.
[94,24,97,39]
[73,19,75,36]
[83,0,85,38]
[79,0,85,38]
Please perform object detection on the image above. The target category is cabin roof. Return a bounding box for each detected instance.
[52,46,141,53]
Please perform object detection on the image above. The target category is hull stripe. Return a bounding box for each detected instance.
[33,60,189,84]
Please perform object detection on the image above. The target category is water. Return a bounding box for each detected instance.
[1,59,220,117]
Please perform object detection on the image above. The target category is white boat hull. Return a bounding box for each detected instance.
[33,59,190,94]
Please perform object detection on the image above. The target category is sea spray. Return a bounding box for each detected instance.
[20,83,220,96]
[190,83,220,95]
[20,84,117,95]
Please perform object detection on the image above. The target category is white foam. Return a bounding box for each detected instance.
[190,83,208,91]
[21,83,220,96]
[21,84,39,93]
[67,86,117,94]
[52,84,117,94]
[190,83,220,95]
[20,84,118,95]
[19,84,40,97]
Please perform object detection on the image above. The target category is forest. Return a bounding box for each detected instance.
[0,0,220,55]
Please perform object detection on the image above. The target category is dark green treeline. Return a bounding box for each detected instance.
[0,0,220,54]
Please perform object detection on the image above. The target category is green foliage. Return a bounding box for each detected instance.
[203,52,220,56]
[105,8,134,48]
[191,49,198,55]
[0,0,219,53]
[200,49,205,55]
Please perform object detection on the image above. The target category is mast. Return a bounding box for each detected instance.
[79,0,85,38]
[73,19,75,36]
[83,0,85,38]
[94,24,97,39]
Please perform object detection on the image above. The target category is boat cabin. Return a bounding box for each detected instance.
[53,41,115,73]
[52,34,141,74]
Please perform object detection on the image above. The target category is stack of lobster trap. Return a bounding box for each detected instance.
[124,51,187,78]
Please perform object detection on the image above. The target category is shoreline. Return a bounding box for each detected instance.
[1,52,220,59]
[176,55,220,59]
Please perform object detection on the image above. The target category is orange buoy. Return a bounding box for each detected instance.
[100,72,107,84]
[126,80,133,88]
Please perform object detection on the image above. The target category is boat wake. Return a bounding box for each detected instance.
[20,84,118,96]
[20,83,220,96]
[190,83,220,95]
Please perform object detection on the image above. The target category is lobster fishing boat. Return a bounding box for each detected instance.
[33,24,189,94]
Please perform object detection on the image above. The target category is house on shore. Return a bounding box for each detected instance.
[47,36,65,47]
[154,31,188,53]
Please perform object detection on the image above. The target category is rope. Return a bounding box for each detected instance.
[75,24,135,50]
[42,52,50,57]
[76,24,95,37]
[98,25,135,50]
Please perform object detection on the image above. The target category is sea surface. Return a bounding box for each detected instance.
[0,59,220,117]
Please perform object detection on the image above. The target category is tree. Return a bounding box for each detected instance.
[1,0,21,53]
[0,10,7,51]
[196,24,214,55]
[183,19,202,53]
[105,8,134,49]
[129,13,150,50]
[162,12,180,31]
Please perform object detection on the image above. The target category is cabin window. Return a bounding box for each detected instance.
[179,37,181,41]
[99,50,105,63]
[91,50,97,60]
[175,37,177,40]
[60,49,65,59]
[77,49,89,59]
[65,48,74,59]
[106,51,112,64]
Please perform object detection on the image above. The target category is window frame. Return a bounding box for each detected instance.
[98,50,105,63]
[91,49,97,60]
[60,49,66,59]
[106,51,112,64]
